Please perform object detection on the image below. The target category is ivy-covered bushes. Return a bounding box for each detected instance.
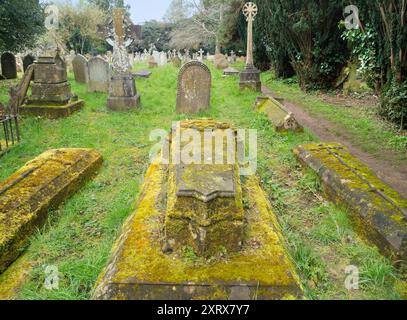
[252,0,349,89]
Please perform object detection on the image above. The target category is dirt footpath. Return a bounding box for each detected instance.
[262,85,407,199]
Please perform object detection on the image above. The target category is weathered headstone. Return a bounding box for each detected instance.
[87,57,110,92]
[72,54,89,83]
[1,52,17,79]
[176,61,211,113]
[214,54,228,70]
[22,54,35,73]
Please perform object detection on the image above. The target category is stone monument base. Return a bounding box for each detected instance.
[20,99,84,119]
[107,74,141,111]
[239,66,261,91]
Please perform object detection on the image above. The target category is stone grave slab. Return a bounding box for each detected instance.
[254,96,303,133]
[72,54,89,83]
[223,67,240,76]
[133,69,151,78]
[294,143,407,265]
[176,61,211,114]
[93,119,302,300]
[0,148,102,274]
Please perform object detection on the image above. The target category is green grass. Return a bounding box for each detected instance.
[262,72,407,159]
[0,63,403,300]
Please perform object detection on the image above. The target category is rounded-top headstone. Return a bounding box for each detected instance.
[88,57,110,93]
[23,54,35,73]
[176,61,211,114]
[72,54,89,83]
[1,52,17,79]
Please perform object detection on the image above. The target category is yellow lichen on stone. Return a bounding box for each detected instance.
[293,142,407,264]
[93,162,303,300]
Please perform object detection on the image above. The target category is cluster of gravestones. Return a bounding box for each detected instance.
[1,2,405,301]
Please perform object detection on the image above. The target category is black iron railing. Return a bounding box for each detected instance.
[0,113,20,155]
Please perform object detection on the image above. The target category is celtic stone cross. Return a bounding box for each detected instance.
[243,2,258,67]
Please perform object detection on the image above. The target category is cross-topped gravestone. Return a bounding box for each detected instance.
[239,2,261,91]
[198,48,204,61]
[98,8,141,74]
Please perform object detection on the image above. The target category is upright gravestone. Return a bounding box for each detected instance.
[176,61,211,114]
[23,54,35,73]
[98,8,141,110]
[87,57,110,92]
[72,54,89,83]
[1,52,17,79]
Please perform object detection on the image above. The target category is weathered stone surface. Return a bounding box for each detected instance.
[165,121,244,256]
[0,148,103,274]
[20,100,84,119]
[107,74,140,111]
[21,52,84,118]
[239,66,261,91]
[176,61,211,114]
[93,119,302,300]
[223,67,239,76]
[133,70,151,78]
[72,54,89,83]
[171,56,181,68]
[255,96,303,133]
[1,53,17,79]
[88,57,110,93]
[293,143,407,265]
[214,54,229,70]
[22,55,35,73]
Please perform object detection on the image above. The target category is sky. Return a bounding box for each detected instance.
[68,0,173,24]
[126,0,172,24]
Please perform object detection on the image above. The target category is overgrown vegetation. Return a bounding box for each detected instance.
[0,63,403,300]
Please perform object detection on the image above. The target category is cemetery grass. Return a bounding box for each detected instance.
[0,63,404,300]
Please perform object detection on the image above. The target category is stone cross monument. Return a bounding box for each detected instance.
[239,2,261,91]
[99,8,141,111]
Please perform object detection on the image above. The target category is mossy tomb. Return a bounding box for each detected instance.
[0,148,102,274]
[93,120,302,300]
[294,143,407,266]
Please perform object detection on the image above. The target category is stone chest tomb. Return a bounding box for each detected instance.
[93,119,302,300]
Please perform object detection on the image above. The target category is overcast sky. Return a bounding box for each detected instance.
[126,0,172,24]
[68,0,172,24]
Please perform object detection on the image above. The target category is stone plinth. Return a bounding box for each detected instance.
[93,119,302,300]
[107,74,140,111]
[239,66,261,91]
[0,148,102,274]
